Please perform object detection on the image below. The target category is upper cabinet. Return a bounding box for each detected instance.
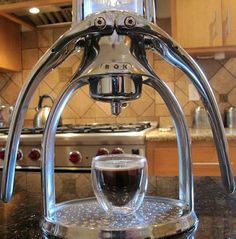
[222,0,236,46]
[0,16,21,72]
[171,0,236,52]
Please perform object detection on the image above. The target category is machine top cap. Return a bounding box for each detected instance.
[73,0,156,24]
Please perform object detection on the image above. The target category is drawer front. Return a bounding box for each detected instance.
[193,163,220,176]
[146,142,236,176]
[153,147,178,176]
[192,147,218,163]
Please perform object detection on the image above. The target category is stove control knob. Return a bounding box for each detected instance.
[111,147,124,154]
[96,148,109,156]
[17,149,23,161]
[29,148,41,161]
[69,151,82,164]
[0,148,5,160]
[131,149,140,155]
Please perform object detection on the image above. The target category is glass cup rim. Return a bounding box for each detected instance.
[92,154,147,171]
[92,153,146,162]
[91,153,148,215]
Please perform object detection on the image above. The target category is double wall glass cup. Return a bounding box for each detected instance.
[92,154,148,215]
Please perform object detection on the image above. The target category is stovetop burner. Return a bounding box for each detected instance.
[0,122,152,135]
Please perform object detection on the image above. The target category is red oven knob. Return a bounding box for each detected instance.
[69,151,82,164]
[0,148,23,160]
[29,148,41,161]
[17,149,23,161]
[111,147,124,154]
[0,148,5,160]
[96,148,109,156]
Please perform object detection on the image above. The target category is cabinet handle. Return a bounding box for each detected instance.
[225,9,231,36]
[210,11,218,42]
[214,11,218,36]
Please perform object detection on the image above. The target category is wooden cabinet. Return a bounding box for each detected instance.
[222,0,236,46]
[171,0,236,52]
[0,16,21,72]
[146,140,236,176]
[171,0,222,49]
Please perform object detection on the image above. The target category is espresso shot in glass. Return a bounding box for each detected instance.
[91,154,148,215]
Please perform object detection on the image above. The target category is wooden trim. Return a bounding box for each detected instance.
[153,45,236,60]
[0,13,37,31]
[170,0,177,38]
[37,22,71,29]
[0,0,71,13]
[186,46,236,55]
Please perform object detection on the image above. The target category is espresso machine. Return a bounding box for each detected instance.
[1,0,235,238]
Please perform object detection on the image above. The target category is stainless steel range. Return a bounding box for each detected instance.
[0,122,155,171]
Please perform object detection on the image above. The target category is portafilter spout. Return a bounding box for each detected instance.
[111,101,122,116]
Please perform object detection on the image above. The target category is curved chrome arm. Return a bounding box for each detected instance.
[1,14,114,203]
[1,44,72,203]
[42,78,88,217]
[41,74,193,216]
[148,28,234,194]
[117,16,235,193]
[144,77,193,211]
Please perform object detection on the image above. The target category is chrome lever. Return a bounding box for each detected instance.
[116,12,234,193]
[144,77,193,210]
[150,33,234,194]
[1,14,114,203]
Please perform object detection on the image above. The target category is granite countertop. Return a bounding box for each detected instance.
[0,173,236,239]
[146,128,236,142]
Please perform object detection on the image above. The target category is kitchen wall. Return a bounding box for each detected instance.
[0,26,236,127]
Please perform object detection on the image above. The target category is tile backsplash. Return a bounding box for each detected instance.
[1,27,236,127]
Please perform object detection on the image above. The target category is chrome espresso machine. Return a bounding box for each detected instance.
[1,0,235,238]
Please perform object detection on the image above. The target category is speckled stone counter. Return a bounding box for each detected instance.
[146,128,236,142]
[0,172,236,239]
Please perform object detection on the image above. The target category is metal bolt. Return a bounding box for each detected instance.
[124,16,136,28]
[94,17,106,28]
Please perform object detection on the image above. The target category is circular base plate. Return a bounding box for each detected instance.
[41,196,198,239]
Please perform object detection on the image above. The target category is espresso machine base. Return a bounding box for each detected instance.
[40,196,198,239]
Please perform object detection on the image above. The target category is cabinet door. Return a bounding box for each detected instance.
[192,143,220,176]
[146,141,236,176]
[171,0,223,48]
[229,142,236,175]
[150,143,221,176]
[146,141,178,176]
[0,16,21,71]
[222,0,236,46]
